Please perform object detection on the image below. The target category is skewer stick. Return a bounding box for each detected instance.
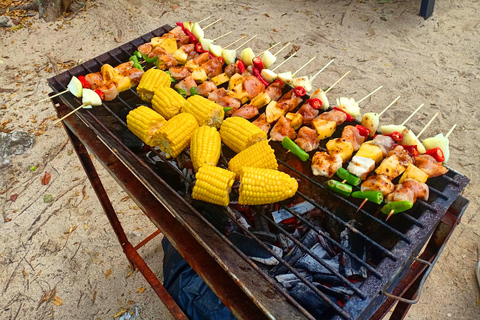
[257,43,280,57]
[212,31,232,41]
[273,42,291,57]
[271,52,297,72]
[401,103,424,126]
[292,56,316,76]
[445,124,457,138]
[357,86,383,104]
[223,35,247,49]
[39,90,69,102]
[310,59,335,82]
[386,210,395,221]
[203,18,221,30]
[234,35,258,51]
[357,199,368,212]
[325,70,351,94]
[53,104,87,125]
[378,96,401,117]
[197,16,211,24]
[417,112,439,138]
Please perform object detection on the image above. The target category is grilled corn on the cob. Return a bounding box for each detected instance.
[137,69,171,102]
[238,167,298,205]
[152,87,188,120]
[157,113,198,158]
[191,126,222,172]
[183,95,225,129]
[126,106,166,146]
[220,117,267,153]
[228,140,278,179]
[192,165,235,206]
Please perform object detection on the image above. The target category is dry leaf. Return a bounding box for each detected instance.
[53,296,63,306]
[126,269,134,278]
[113,309,129,318]
[10,194,18,201]
[105,269,112,278]
[43,194,53,203]
[120,196,130,202]
[83,224,88,230]
[137,287,146,293]
[273,28,278,32]
[41,172,51,185]
[23,269,27,277]
[82,185,89,200]
[38,287,56,308]
[65,226,77,235]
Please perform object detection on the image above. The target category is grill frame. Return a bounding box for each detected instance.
[47,24,470,320]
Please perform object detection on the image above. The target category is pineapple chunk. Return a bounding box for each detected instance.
[101,64,118,82]
[399,163,429,184]
[113,75,132,93]
[192,69,208,83]
[266,101,286,123]
[157,38,178,54]
[150,37,164,47]
[375,155,405,180]
[227,91,249,104]
[285,113,303,130]
[185,60,199,72]
[211,73,230,86]
[250,92,271,109]
[326,138,354,162]
[356,142,384,165]
[228,74,244,91]
[312,119,336,140]
[173,49,188,64]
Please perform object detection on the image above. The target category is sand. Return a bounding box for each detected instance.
[0,0,479,319]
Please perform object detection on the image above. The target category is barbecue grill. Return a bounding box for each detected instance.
[47,24,470,320]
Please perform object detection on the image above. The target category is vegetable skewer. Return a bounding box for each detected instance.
[202,18,222,30]
[222,35,247,49]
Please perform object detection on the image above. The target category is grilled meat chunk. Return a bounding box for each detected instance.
[252,114,271,134]
[361,175,395,196]
[317,109,347,126]
[387,145,414,167]
[311,152,343,177]
[270,115,296,141]
[295,127,319,152]
[414,154,449,177]
[232,104,259,120]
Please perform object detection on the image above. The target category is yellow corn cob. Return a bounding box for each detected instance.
[238,167,298,205]
[136,69,171,102]
[152,87,188,120]
[184,95,225,129]
[228,140,278,179]
[192,165,235,206]
[220,117,267,153]
[157,113,198,158]
[191,126,222,172]
[126,106,166,146]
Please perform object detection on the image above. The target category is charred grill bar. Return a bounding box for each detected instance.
[48,25,470,320]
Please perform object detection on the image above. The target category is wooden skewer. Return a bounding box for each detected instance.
[292,56,316,77]
[223,35,247,49]
[417,112,439,138]
[445,124,457,138]
[310,59,335,82]
[39,89,69,102]
[234,35,258,51]
[257,43,280,57]
[401,103,424,126]
[357,198,368,212]
[324,70,351,94]
[378,96,401,117]
[386,210,395,221]
[357,85,383,104]
[53,104,88,125]
[212,31,232,42]
[271,52,297,72]
[203,18,221,30]
[197,16,212,24]
[273,42,291,57]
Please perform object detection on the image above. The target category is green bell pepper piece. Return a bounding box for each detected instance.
[190,87,199,96]
[336,167,361,186]
[381,201,413,215]
[165,70,175,82]
[352,191,383,204]
[129,55,144,71]
[223,107,232,112]
[177,88,187,98]
[325,180,352,197]
[281,137,309,161]
[142,53,158,64]
[134,51,143,59]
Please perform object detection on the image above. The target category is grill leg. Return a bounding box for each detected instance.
[420,0,435,19]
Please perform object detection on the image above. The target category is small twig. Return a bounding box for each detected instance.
[70,242,81,262]
[13,302,23,320]
[76,291,84,309]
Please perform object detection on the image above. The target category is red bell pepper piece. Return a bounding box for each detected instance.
[236,60,246,73]
[252,57,264,71]
[216,56,225,65]
[388,131,403,142]
[94,89,105,101]
[294,86,306,97]
[401,145,419,157]
[306,98,322,110]
[252,67,269,87]
[77,76,91,89]
[333,107,355,122]
[425,147,445,162]
[355,125,370,137]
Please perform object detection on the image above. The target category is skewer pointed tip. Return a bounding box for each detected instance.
[386,210,395,221]
[357,198,368,212]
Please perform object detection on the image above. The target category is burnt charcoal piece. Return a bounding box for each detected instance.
[340,221,368,279]
[315,283,354,301]
[251,231,278,244]
[121,131,144,152]
[275,271,312,289]
[192,202,232,232]
[228,232,282,266]
[271,202,315,224]
[289,283,336,318]
[145,151,184,192]
[296,250,340,274]
[312,273,345,287]
[270,229,318,275]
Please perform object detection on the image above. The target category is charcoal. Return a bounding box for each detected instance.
[312,273,345,286]
[228,232,282,266]
[192,202,232,232]
[340,222,368,279]
[271,202,315,224]
[251,231,278,244]
[275,272,312,289]
[289,283,336,318]
[296,251,340,274]
[121,131,144,152]
[315,283,354,301]
[145,151,184,192]
[270,229,318,275]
